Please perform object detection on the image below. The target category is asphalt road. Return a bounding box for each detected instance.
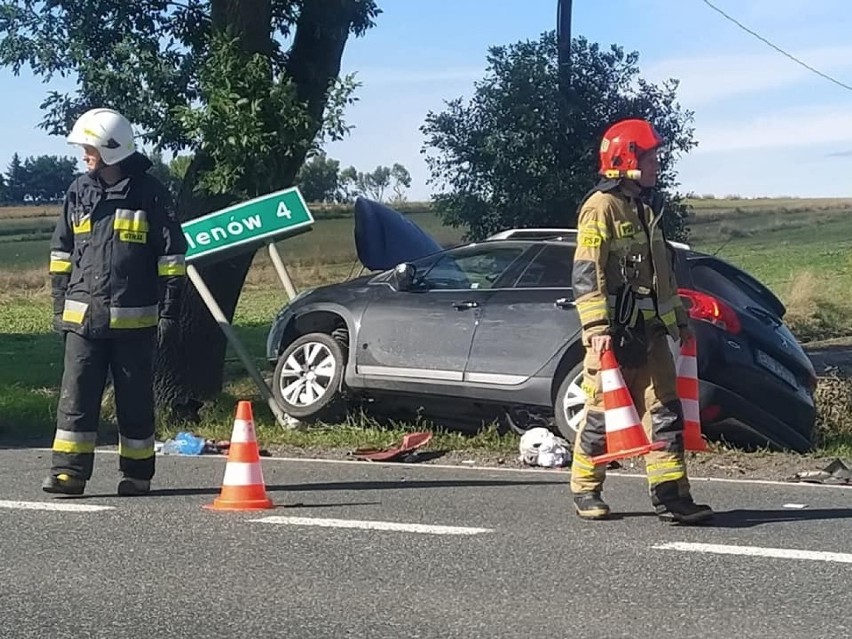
[1,447,850,639]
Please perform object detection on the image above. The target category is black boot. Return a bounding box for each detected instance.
[573,492,611,520]
[42,473,86,496]
[117,477,151,496]
[652,481,713,524]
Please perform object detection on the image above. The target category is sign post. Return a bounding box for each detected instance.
[181,186,315,427]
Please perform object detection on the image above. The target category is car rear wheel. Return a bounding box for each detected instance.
[553,363,586,444]
[272,332,346,422]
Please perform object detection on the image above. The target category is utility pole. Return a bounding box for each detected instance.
[557,0,572,139]
[556,0,571,126]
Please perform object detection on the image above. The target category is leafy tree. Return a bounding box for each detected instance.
[169,154,193,182]
[340,164,411,203]
[296,151,342,203]
[338,165,359,201]
[341,165,390,201]
[421,32,696,242]
[0,0,380,420]
[5,152,25,202]
[389,163,411,203]
[363,166,391,201]
[21,155,78,202]
[147,149,182,201]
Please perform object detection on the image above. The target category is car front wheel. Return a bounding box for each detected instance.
[553,364,587,444]
[272,332,346,422]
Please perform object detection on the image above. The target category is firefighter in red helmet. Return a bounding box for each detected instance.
[569,117,713,524]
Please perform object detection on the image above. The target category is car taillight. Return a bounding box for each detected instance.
[678,288,742,335]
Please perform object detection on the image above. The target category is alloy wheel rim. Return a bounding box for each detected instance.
[278,342,337,407]
[562,372,587,434]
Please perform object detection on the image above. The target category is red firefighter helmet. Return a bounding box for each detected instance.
[598,118,663,180]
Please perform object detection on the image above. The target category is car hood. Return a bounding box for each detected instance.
[353,197,444,271]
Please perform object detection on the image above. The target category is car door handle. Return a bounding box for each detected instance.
[555,298,575,309]
[453,301,479,310]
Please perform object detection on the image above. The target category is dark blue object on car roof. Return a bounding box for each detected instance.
[353,197,443,271]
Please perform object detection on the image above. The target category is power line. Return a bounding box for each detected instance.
[700,0,852,92]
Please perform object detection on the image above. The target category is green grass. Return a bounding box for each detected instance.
[690,213,852,291]
[686,203,852,342]
[0,216,57,232]
[0,238,51,270]
[0,295,63,440]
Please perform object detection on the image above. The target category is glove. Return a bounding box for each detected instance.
[678,325,694,347]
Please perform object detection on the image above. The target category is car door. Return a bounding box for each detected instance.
[464,243,581,385]
[356,243,531,385]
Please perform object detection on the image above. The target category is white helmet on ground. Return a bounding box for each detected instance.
[67,108,137,165]
[518,427,571,468]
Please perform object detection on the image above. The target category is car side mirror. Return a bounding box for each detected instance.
[389,262,416,292]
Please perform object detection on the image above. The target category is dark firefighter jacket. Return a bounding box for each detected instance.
[49,153,188,338]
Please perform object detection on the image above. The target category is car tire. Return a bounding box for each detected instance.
[553,362,587,445]
[272,332,346,423]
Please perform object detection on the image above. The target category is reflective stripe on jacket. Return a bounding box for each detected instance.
[571,183,687,343]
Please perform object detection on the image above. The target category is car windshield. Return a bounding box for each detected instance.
[411,244,527,290]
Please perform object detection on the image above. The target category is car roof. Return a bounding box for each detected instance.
[485,228,579,241]
[485,227,692,251]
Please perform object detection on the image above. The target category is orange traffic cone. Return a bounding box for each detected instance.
[677,338,709,452]
[204,401,274,511]
[591,349,666,465]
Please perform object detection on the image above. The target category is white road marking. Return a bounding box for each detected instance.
[655,542,852,564]
[783,503,808,509]
[251,516,493,536]
[0,500,114,512]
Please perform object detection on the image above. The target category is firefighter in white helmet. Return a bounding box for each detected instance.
[43,108,188,497]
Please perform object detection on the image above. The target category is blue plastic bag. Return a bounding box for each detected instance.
[160,431,206,455]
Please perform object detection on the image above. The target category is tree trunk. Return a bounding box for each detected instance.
[153,0,360,423]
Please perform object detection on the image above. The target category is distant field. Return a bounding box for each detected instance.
[4,195,850,286]
[0,204,461,273]
[0,204,61,219]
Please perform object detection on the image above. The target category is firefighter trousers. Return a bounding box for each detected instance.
[569,326,692,501]
[51,332,157,481]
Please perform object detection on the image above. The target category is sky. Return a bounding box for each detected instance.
[2,0,852,200]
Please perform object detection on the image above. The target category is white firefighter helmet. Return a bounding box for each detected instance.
[67,108,137,165]
[518,427,570,468]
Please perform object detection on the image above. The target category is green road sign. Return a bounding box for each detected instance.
[182,187,314,263]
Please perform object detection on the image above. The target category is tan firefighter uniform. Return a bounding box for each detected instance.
[569,181,692,500]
